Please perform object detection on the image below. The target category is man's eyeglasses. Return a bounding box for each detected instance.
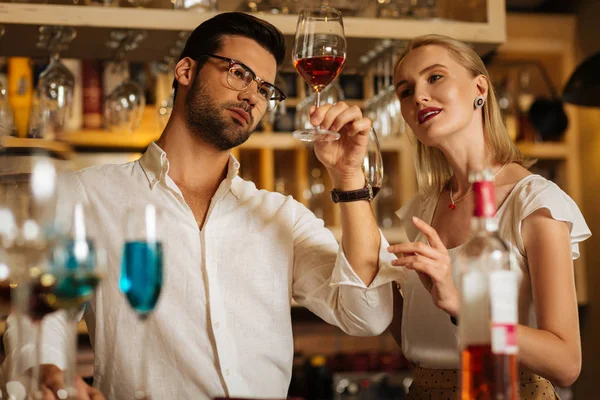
[196,54,286,111]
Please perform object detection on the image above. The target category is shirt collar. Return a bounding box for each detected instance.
[139,142,241,190]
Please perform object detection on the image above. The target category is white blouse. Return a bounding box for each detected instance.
[396,174,591,369]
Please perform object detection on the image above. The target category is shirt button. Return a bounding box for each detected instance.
[225,369,231,376]
[214,321,220,329]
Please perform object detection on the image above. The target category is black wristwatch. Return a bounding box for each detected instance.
[330,182,374,203]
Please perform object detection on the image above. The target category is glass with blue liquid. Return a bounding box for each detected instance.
[120,204,163,400]
[47,202,106,400]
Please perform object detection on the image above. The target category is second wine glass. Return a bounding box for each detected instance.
[292,6,346,142]
[119,204,163,400]
[47,203,105,400]
[364,127,384,197]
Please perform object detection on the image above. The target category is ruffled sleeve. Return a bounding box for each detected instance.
[512,176,591,260]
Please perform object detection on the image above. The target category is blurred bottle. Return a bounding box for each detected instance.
[7,57,33,137]
[84,0,118,5]
[305,354,332,400]
[82,60,103,129]
[245,0,292,14]
[438,0,487,22]
[376,0,411,18]
[63,59,83,132]
[0,70,15,137]
[27,88,45,138]
[456,169,519,400]
[411,0,437,19]
[308,168,326,220]
[103,61,128,100]
[273,100,295,132]
[173,0,217,10]
[288,352,307,398]
[154,65,173,132]
[376,175,396,229]
[274,176,290,196]
[497,76,518,142]
[517,69,536,142]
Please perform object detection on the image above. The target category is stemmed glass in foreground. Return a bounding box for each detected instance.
[0,153,59,400]
[119,204,163,400]
[364,127,384,196]
[292,7,346,142]
[47,203,105,400]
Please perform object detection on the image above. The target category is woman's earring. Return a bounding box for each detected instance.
[474,96,485,109]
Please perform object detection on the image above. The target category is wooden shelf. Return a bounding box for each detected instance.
[0,319,88,335]
[0,1,505,65]
[58,130,412,152]
[59,130,160,150]
[0,136,73,159]
[517,142,568,160]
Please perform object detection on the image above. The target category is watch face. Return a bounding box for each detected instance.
[330,190,340,203]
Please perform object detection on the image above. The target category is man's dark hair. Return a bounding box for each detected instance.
[172,12,286,100]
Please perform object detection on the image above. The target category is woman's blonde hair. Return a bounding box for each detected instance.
[395,34,532,196]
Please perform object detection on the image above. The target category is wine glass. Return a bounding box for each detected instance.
[0,81,15,137]
[36,26,77,139]
[364,127,384,197]
[292,7,346,142]
[295,81,345,131]
[0,153,59,400]
[38,54,75,139]
[120,204,163,400]
[46,203,106,400]
[104,61,146,134]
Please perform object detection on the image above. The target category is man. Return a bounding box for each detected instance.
[3,12,403,400]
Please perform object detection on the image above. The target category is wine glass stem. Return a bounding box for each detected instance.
[137,319,150,400]
[65,309,79,399]
[315,89,321,108]
[29,322,43,400]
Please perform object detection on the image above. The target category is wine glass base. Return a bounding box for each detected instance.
[293,128,340,142]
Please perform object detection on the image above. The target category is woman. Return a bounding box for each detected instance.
[386,34,591,399]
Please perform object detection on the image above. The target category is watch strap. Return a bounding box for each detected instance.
[331,182,373,203]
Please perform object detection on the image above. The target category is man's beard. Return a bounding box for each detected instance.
[184,77,256,151]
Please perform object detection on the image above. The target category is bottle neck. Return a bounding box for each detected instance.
[471,216,498,233]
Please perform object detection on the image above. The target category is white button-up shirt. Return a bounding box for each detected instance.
[4,143,404,400]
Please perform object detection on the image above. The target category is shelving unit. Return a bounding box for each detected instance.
[495,13,587,304]
[0,0,507,242]
[0,1,505,66]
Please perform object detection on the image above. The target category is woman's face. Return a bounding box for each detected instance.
[393,45,485,147]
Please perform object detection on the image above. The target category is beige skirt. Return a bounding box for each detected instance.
[407,367,559,400]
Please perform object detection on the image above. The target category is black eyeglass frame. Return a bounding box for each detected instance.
[195,53,287,105]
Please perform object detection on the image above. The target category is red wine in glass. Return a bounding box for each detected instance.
[0,278,12,319]
[294,55,345,92]
[292,7,346,142]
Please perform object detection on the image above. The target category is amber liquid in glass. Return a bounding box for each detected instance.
[461,344,519,400]
[294,55,345,90]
